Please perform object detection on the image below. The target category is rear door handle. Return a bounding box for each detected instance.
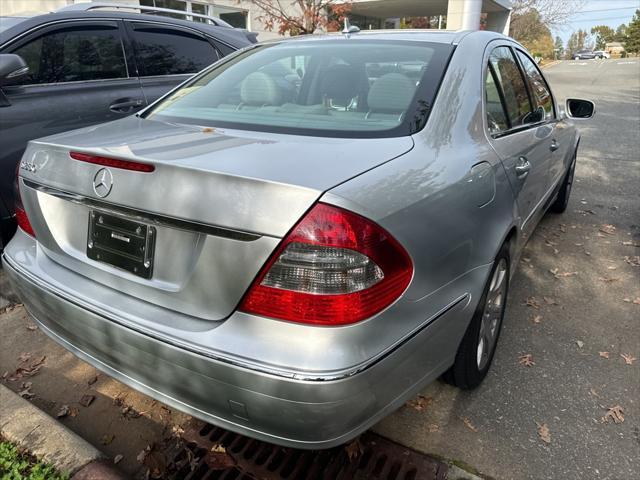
[550,140,560,152]
[109,98,144,113]
[515,156,531,178]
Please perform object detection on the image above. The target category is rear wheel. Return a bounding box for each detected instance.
[550,154,576,213]
[443,245,510,390]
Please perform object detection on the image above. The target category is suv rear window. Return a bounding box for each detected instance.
[144,40,452,138]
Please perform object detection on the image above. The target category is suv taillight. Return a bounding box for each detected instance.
[239,203,413,325]
[14,163,35,237]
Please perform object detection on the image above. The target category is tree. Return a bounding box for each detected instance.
[510,8,548,45]
[510,0,586,38]
[554,36,564,58]
[250,0,352,36]
[590,25,615,50]
[566,29,591,57]
[624,9,640,54]
[615,24,628,43]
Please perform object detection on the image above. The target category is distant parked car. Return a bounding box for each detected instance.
[4,29,595,449]
[593,50,610,59]
[0,3,254,249]
[573,49,596,60]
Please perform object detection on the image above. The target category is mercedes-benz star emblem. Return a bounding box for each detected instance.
[93,168,113,198]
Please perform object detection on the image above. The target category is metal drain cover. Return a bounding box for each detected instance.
[167,421,448,480]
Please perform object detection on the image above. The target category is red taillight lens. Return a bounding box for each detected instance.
[69,152,155,172]
[14,163,35,237]
[239,203,413,325]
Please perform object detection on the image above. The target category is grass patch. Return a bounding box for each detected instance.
[0,440,68,480]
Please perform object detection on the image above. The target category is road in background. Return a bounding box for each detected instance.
[374,59,640,479]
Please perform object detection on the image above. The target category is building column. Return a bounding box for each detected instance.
[446,0,482,31]
[485,10,511,35]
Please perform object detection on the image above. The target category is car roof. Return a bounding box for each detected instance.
[0,11,250,49]
[261,29,508,47]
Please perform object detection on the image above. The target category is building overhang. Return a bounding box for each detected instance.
[348,0,512,19]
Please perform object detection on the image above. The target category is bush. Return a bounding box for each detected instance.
[0,441,68,480]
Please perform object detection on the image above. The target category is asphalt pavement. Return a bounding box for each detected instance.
[373,59,640,479]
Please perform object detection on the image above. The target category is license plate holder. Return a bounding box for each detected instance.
[87,211,155,279]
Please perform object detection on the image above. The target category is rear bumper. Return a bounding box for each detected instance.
[3,233,481,449]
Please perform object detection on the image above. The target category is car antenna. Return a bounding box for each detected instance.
[342,18,360,36]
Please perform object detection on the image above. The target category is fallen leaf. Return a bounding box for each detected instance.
[344,438,363,462]
[519,354,535,367]
[7,356,46,381]
[599,224,616,235]
[599,277,620,283]
[18,382,33,399]
[17,352,32,363]
[79,394,95,407]
[589,388,600,397]
[624,255,640,267]
[599,352,610,359]
[428,424,440,433]
[406,395,433,412]
[462,417,478,432]
[526,297,540,309]
[88,375,99,386]
[550,269,578,279]
[532,315,542,324]
[537,422,551,443]
[136,448,149,464]
[114,454,124,465]
[543,296,558,305]
[576,340,584,349]
[202,127,215,133]
[603,405,624,424]
[101,434,115,446]
[204,445,235,470]
[26,324,38,331]
[620,354,636,365]
[56,405,70,418]
[634,298,640,305]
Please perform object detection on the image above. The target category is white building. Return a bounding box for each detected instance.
[1,0,512,40]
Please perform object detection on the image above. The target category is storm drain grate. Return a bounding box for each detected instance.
[167,421,448,480]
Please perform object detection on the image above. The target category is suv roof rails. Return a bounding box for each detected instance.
[56,2,233,28]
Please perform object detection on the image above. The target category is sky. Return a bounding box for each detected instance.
[552,0,640,44]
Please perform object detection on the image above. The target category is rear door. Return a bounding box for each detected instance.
[484,44,556,240]
[514,48,571,188]
[124,21,221,105]
[0,19,145,220]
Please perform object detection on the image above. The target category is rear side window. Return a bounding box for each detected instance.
[485,65,509,133]
[9,25,127,85]
[488,46,532,130]
[129,25,219,76]
[516,50,555,121]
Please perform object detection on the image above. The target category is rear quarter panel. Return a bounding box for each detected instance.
[325,31,518,322]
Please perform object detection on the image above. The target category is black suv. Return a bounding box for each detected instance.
[0,4,254,249]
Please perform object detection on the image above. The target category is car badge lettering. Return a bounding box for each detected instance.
[93,168,113,198]
[20,160,37,173]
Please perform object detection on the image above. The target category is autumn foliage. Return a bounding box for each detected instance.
[250,0,352,36]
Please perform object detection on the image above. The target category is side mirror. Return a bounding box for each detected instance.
[566,98,595,119]
[0,54,29,85]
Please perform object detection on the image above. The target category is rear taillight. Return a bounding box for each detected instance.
[239,203,413,325]
[14,163,35,237]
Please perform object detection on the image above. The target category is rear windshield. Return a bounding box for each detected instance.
[144,39,452,138]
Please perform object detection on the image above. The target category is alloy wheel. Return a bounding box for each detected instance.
[477,258,508,370]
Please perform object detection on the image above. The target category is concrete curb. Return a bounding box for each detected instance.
[447,463,486,479]
[0,384,125,479]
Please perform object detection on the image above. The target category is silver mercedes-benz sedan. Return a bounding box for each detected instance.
[3,30,593,449]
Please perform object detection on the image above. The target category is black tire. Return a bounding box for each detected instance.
[550,154,576,213]
[443,244,510,390]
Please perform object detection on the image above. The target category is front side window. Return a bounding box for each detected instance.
[516,50,555,121]
[9,26,127,85]
[130,25,219,76]
[488,46,532,130]
[144,40,452,138]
